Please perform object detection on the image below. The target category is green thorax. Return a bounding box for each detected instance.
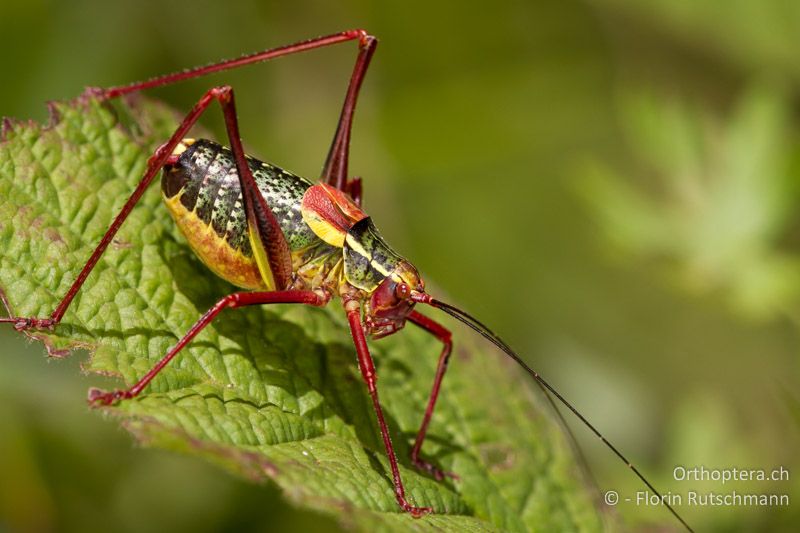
[343,217,405,292]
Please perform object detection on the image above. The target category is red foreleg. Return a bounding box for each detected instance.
[407,311,458,481]
[344,299,431,517]
[89,290,326,405]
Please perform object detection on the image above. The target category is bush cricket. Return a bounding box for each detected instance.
[0,30,692,531]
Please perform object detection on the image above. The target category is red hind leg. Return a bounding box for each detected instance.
[347,177,363,207]
[101,29,377,194]
[103,30,372,98]
[89,290,326,405]
[2,84,286,330]
[2,89,226,331]
[2,31,377,331]
[320,37,377,191]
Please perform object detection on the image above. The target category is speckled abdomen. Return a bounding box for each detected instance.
[160,138,322,289]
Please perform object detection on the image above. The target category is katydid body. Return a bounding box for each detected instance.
[0,30,692,530]
[161,138,340,292]
[161,137,419,315]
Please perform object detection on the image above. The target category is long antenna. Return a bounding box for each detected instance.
[412,293,693,533]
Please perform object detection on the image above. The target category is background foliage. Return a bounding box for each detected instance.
[1,0,798,531]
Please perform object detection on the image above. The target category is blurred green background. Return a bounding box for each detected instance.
[1,0,799,531]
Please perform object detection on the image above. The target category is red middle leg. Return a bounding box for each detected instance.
[89,290,326,405]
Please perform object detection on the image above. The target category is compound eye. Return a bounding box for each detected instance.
[395,283,410,299]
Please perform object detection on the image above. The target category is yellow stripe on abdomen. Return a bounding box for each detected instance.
[163,193,268,290]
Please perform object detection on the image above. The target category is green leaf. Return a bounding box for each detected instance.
[0,95,603,532]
